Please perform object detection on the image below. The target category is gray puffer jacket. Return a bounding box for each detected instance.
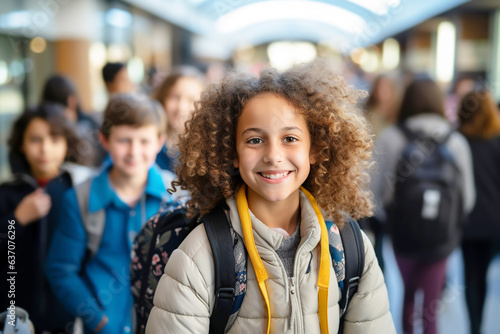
[146,191,395,333]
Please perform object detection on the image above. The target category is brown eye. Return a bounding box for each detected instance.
[247,138,263,144]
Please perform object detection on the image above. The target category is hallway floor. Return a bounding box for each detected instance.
[383,238,500,334]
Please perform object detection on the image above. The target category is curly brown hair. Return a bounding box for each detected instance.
[173,60,374,228]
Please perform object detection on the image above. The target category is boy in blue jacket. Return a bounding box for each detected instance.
[45,93,172,333]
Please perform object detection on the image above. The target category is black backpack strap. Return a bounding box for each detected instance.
[203,204,236,334]
[338,218,365,333]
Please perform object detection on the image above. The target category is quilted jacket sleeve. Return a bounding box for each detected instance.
[342,231,396,333]
[146,224,214,333]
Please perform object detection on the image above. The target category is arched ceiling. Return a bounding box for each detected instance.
[124,0,470,56]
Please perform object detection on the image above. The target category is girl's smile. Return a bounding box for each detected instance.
[258,170,292,183]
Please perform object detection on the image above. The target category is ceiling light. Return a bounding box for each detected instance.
[436,21,456,83]
[216,1,366,34]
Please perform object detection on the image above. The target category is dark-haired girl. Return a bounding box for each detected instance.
[0,103,92,333]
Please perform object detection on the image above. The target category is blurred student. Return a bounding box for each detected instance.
[363,74,400,272]
[42,74,106,167]
[153,66,205,172]
[102,62,135,95]
[1,103,90,333]
[365,75,400,136]
[45,93,172,334]
[445,75,476,125]
[371,78,475,334]
[458,89,500,334]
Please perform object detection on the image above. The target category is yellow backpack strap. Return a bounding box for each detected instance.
[236,185,330,334]
[300,187,330,334]
[236,185,271,334]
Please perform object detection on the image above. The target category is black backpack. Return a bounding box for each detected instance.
[131,197,365,334]
[386,123,464,261]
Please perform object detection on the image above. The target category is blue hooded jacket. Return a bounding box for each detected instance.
[45,164,171,333]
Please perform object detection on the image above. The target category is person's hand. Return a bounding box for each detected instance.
[94,315,108,333]
[14,188,51,226]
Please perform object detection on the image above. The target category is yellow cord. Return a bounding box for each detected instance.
[300,187,330,333]
[236,185,330,334]
[236,185,271,334]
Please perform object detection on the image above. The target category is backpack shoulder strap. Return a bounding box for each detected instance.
[203,204,236,334]
[338,218,365,332]
[74,177,106,259]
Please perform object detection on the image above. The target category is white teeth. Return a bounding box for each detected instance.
[261,172,288,179]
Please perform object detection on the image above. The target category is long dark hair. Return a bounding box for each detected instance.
[8,103,83,175]
[397,78,445,123]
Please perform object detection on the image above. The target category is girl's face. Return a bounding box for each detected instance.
[234,93,316,206]
[164,77,204,133]
[101,124,164,178]
[22,117,68,180]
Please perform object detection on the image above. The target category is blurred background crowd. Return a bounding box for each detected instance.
[1,0,500,333]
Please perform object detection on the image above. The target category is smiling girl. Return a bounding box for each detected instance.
[147,61,395,333]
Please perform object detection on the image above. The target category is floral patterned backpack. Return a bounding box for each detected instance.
[131,197,246,334]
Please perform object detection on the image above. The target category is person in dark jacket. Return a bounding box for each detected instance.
[458,89,500,334]
[42,74,107,167]
[0,103,92,333]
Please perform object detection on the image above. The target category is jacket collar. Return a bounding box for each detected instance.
[88,163,166,212]
[4,172,38,189]
[226,190,322,253]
